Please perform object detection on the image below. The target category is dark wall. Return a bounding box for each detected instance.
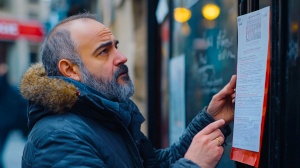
[260,0,300,167]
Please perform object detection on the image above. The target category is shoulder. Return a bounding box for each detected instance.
[23,113,106,167]
[29,113,97,144]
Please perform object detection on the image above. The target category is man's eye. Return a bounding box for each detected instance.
[99,49,108,55]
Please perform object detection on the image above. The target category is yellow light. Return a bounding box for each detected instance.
[291,22,298,33]
[174,7,191,23]
[202,3,220,20]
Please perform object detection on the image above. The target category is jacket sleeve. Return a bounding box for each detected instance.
[154,108,215,167]
[22,130,106,168]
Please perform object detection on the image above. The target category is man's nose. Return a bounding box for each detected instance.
[113,50,128,66]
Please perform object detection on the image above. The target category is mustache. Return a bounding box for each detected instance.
[114,64,129,78]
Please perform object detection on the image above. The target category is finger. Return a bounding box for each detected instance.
[206,129,225,146]
[228,75,237,90]
[214,75,237,100]
[208,129,225,141]
[231,92,236,103]
[223,75,236,96]
[231,92,236,99]
[213,136,225,146]
[198,119,225,136]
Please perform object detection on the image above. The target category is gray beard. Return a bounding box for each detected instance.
[80,64,134,102]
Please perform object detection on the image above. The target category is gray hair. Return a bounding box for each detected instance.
[41,13,99,76]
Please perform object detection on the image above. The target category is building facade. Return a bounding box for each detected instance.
[0,0,50,86]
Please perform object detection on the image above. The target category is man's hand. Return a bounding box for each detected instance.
[207,75,237,123]
[184,119,226,168]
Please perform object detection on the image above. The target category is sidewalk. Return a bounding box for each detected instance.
[2,130,25,168]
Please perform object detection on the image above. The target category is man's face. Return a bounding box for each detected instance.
[69,19,134,102]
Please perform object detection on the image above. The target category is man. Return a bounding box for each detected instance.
[20,13,236,167]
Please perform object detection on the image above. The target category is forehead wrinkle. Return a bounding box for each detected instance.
[67,19,115,57]
[93,27,113,42]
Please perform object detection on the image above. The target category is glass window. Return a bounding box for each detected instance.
[171,0,238,167]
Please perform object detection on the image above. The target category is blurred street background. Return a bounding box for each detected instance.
[1,0,149,167]
[2,131,25,168]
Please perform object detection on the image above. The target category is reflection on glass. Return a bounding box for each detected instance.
[202,3,221,20]
[174,7,192,23]
[171,0,238,167]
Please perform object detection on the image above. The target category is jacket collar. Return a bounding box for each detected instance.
[20,63,145,131]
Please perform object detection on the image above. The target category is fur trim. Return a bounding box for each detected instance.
[20,63,78,113]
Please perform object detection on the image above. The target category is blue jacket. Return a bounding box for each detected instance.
[20,64,216,167]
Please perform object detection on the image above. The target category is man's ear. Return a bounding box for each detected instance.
[58,59,81,81]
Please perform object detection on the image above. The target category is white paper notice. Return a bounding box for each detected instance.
[232,6,270,152]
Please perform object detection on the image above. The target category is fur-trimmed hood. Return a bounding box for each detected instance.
[20,63,144,130]
[20,63,78,113]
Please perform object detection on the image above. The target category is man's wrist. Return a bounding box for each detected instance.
[203,106,216,121]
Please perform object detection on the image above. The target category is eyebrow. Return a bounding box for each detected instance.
[93,39,119,55]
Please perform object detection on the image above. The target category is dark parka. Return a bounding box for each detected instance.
[20,64,219,168]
